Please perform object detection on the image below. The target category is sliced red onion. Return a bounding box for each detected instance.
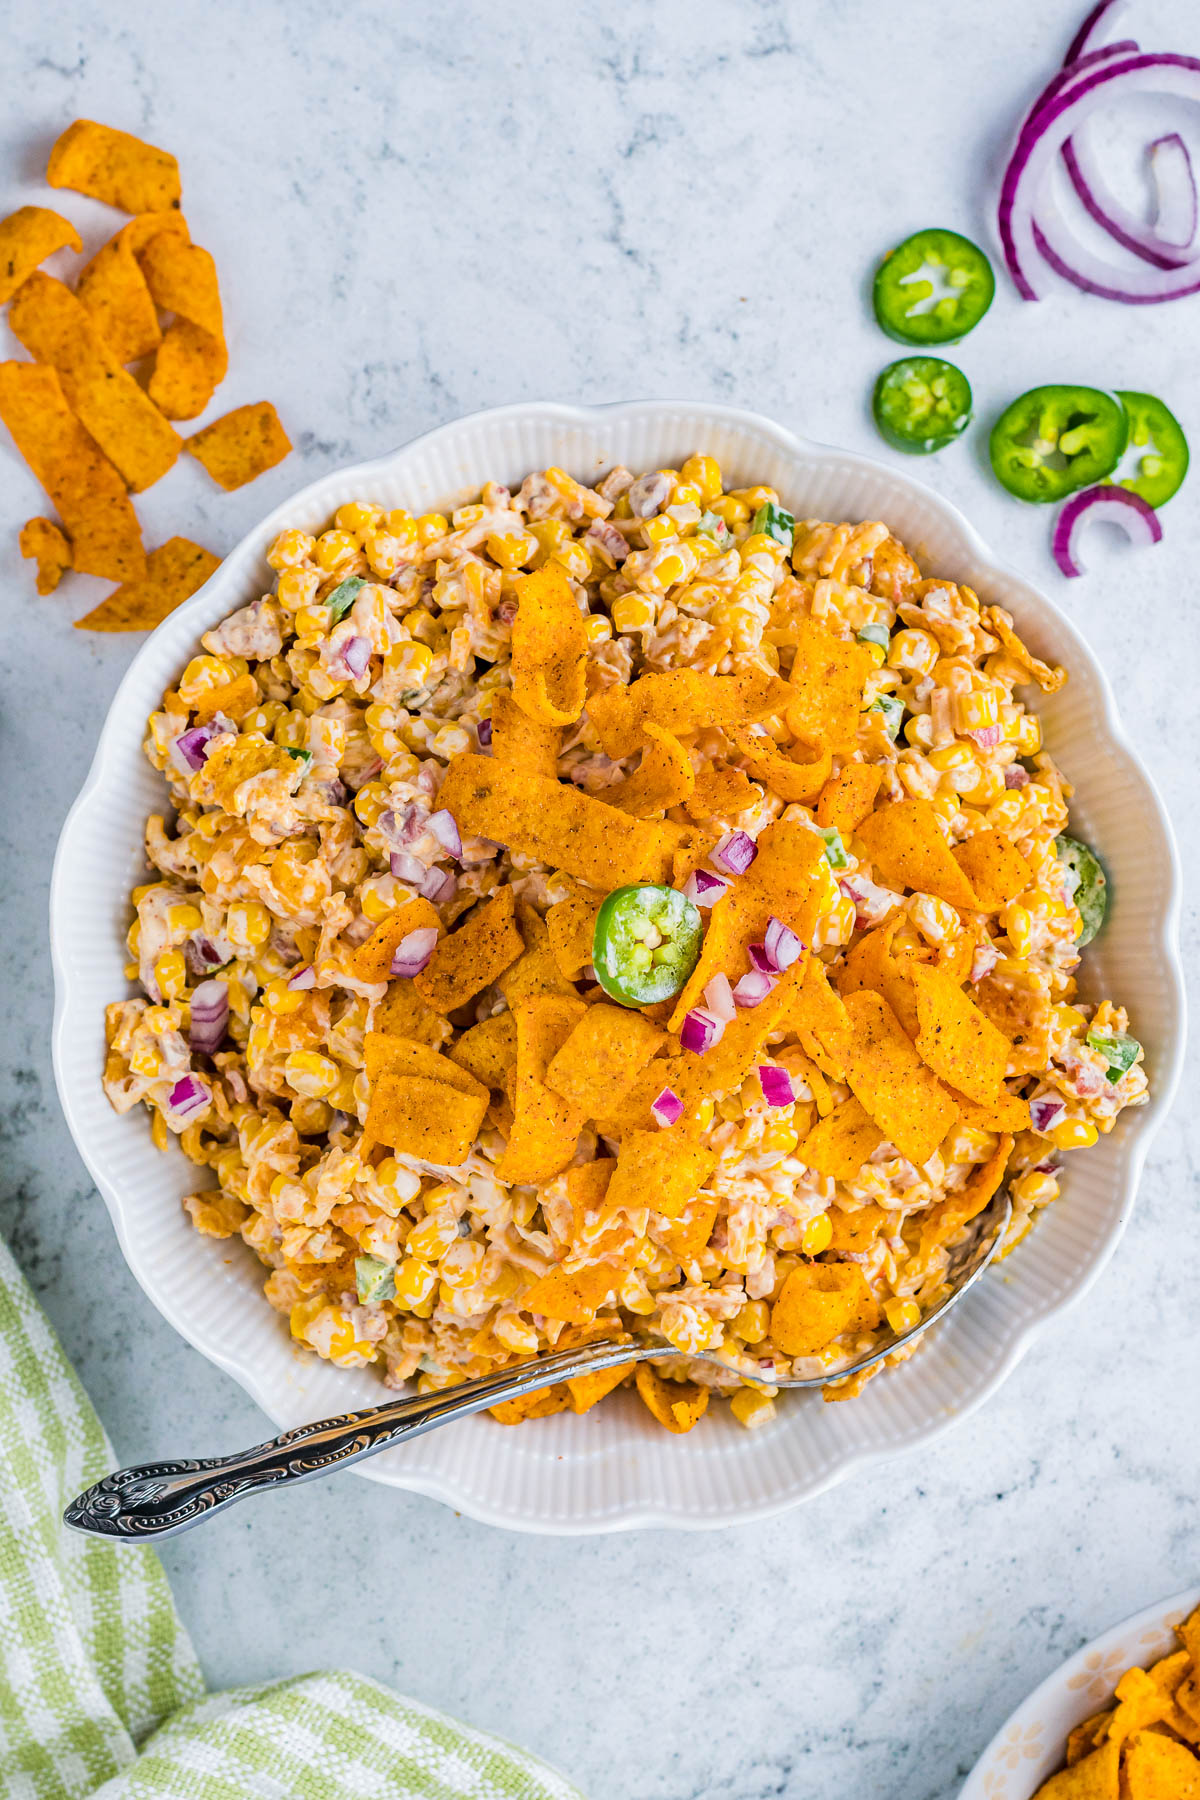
[418,866,457,905]
[477,716,493,748]
[651,1086,684,1128]
[167,1073,210,1120]
[1029,1096,1067,1135]
[680,1007,725,1055]
[964,725,1002,749]
[1052,485,1163,579]
[426,809,462,860]
[712,829,758,876]
[704,973,736,1024]
[1000,52,1200,303]
[1062,0,1131,65]
[187,980,228,1056]
[287,964,316,990]
[390,926,439,977]
[763,915,802,972]
[681,867,731,908]
[1004,766,1030,790]
[1063,125,1199,271]
[1150,133,1198,249]
[390,849,427,885]
[733,969,776,1008]
[169,723,219,774]
[757,1065,794,1108]
[970,943,1001,984]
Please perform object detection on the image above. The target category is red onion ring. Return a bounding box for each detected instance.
[1051,484,1163,578]
[1062,0,1130,65]
[1063,126,1199,271]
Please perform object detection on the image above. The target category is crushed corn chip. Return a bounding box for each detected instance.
[19,515,72,595]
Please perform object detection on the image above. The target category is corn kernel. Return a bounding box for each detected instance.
[584,614,613,644]
[353,780,388,827]
[642,514,675,545]
[693,1096,715,1132]
[1051,1117,1099,1150]
[315,529,357,573]
[392,1257,438,1312]
[884,1297,922,1334]
[336,500,380,535]
[681,454,722,501]
[711,494,751,531]
[1017,714,1042,755]
[1012,1170,1060,1205]
[267,528,315,572]
[801,1213,833,1256]
[179,654,237,704]
[416,512,448,546]
[1053,1003,1087,1035]
[264,976,304,1016]
[928,743,975,774]
[167,902,203,936]
[955,688,1000,733]
[760,1120,799,1155]
[529,518,571,556]
[294,604,330,645]
[226,900,272,951]
[889,628,940,676]
[611,594,657,633]
[652,550,690,590]
[551,539,591,581]
[386,642,435,688]
[153,950,186,1000]
[284,1050,338,1098]
[360,883,395,924]
[732,1299,770,1344]
[430,723,471,760]
[730,1387,777,1429]
[375,1157,421,1209]
[487,530,537,570]
[289,1294,327,1339]
[386,510,419,546]
[1003,902,1034,958]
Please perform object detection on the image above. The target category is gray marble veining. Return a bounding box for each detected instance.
[1,1,1198,1795]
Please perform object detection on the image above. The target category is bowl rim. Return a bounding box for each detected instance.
[50,397,1187,1533]
[960,1583,1200,1797]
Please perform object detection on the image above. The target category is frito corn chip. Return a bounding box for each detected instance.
[448,1011,518,1096]
[1067,1712,1114,1768]
[151,319,229,422]
[76,214,185,364]
[655,1194,718,1267]
[498,901,579,1004]
[947,1087,1031,1134]
[373,977,451,1048]
[437,754,674,889]
[911,962,1010,1105]
[349,895,440,984]
[1119,1732,1200,1799]
[510,564,587,727]
[545,887,601,979]
[1106,1670,1175,1748]
[0,362,145,580]
[187,401,291,489]
[952,828,1033,912]
[194,733,290,809]
[816,762,883,834]
[770,1262,880,1357]
[191,671,259,723]
[0,206,82,305]
[855,799,979,911]
[588,667,790,759]
[919,1133,1013,1250]
[489,1386,572,1424]
[363,1031,482,1093]
[138,226,223,339]
[565,1158,616,1233]
[728,724,832,804]
[567,1360,631,1414]
[974,963,1052,1076]
[784,617,876,751]
[73,536,219,632]
[634,1363,709,1433]
[545,1004,666,1117]
[684,764,760,822]
[413,885,524,1014]
[19,516,71,594]
[668,818,824,1029]
[984,605,1067,694]
[604,1127,716,1221]
[790,955,853,1080]
[497,995,588,1185]
[9,274,180,491]
[47,119,181,214]
[364,1068,488,1166]
[1033,1740,1120,1800]
[837,913,918,1037]
[798,1094,884,1181]
[490,690,560,778]
[828,1201,887,1255]
[841,990,960,1167]
[521,1256,633,1324]
[605,722,696,815]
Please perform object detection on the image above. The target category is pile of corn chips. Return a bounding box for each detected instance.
[1035,1603,1200,1798]
[0,120,291,629]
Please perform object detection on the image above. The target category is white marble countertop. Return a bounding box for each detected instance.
[3,1,1199,1795]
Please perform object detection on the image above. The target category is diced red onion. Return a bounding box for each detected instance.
[418,866,457,904]
[184,936,222,979]
[837,874,901,930]
[379,803,429,850]
[390,849,427,884]
[704,973,736,1024]
[1052,486,1163,579]
[1004,766,1030,790]
[169,724,219,774]
[757,1065,794,1108]
[339,635,372,679]
[712,829,758,876]
[390,926,439,977]
[680,1008,725,1054]
[287,965,316,990]
[477,717,493,748]
[651,1086,684,1128]
[682,867,731,908]
[763,915,802,972]
[1029,1096,1067,1134]
[627,471,673,517]
[1033,1159,1059,1175]
[167,1073,210,1120]
[426,809,462,860]
[733,969,776,1009]
[964,726,1002,749]
[748,943,773,974]
[970,943,1001,984]
[187,980,228,1056]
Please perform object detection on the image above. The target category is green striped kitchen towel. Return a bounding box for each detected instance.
[0,1236,584,1800]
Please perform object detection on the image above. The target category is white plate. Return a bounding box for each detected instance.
[50,400,1185,1534]
[962,1585,1200,1797]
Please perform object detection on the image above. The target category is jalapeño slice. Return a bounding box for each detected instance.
[990,386,1129,504]
[873,228,995,346]
[1115,391,1189,508]
[592,884,702,1008]
[873,357,973,454]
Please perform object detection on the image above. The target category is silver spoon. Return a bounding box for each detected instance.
[64,1191,1009,1540]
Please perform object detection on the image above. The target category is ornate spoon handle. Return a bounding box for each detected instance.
[64,1337,657,1541]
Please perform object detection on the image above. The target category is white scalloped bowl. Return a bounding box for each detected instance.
[962,1585,1200,1798]
[51,401,1184,1534]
